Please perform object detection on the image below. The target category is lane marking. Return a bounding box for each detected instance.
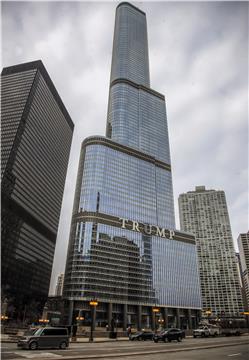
[14,352,61,358]
[228,354,242,357]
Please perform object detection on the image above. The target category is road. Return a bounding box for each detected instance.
[1,335,249,360]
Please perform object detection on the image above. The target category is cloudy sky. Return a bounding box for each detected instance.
[2,1,248,294]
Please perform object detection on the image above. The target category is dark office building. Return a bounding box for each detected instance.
[1,60,74,317]
[63,3,201,331]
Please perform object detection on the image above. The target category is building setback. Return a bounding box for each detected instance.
[1,60,74,316]
[63,2,201,331]
[237,232,249,309]
[179,186,243,317]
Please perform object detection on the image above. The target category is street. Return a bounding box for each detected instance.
[1,335,249,360]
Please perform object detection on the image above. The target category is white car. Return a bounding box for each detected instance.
[193,325,220,338]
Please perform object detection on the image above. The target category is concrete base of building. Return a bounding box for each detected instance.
[65,300,201,332]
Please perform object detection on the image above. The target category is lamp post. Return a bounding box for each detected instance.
[89,299,98,342]
[152,307,160,333]
[75,313,84,339]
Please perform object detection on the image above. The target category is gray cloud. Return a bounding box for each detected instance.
[2,1,248,294]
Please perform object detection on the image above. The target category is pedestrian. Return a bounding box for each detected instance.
[72,324,77,342]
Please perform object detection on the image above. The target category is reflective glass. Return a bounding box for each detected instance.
[78,144,175,229]
[64,221,201,308]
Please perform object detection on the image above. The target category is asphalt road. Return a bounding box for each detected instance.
[108,344,249,360]
[1,335,249,360]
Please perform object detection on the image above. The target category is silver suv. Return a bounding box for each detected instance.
[17,327,69,350]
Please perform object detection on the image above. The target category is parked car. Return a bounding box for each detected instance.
[129,331,154,341]
[153,328,185,343]
[193,324,220,338]
[220,328,241,336]
[17,327,69,350]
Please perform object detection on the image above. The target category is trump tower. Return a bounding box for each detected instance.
[63,2,202,331]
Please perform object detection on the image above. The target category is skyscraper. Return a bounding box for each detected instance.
[1,60,74,316]
[237,232,249,308]
[179,186,243,317]
[55,274,65,297]
[64,2,201,330]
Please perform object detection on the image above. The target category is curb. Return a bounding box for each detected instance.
[0,338,129,344]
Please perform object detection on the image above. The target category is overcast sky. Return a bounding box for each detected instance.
[2,1,248,294]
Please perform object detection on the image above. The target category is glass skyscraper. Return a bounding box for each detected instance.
[1,60,74,318]
[64,2,201,330]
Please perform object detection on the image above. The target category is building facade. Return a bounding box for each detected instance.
[55,274,65,297]
[179,186,243,318]
[237,232,249,309]
[1,60,74,316]
[64,2,202,331]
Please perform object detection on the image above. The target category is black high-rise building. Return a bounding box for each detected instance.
[1,60,74,316]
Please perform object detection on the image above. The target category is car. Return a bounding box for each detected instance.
[193,325,220,338]
[17,327,69,350]
[153,328,185,343]
[129,331,154,341]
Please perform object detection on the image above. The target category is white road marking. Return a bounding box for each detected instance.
[14,352,61,358]
[228,354,242,357]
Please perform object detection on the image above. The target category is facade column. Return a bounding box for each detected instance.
[163,307,168,328]
[176,308,180,328]
[123,303,128,331]
[137,305,142,331]
[68,300,74,325]
[188,309,192,330]
[108,303,113,329]
[197,310,202,326]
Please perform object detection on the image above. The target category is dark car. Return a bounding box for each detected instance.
[17,327,69,350]
[153,328,185,343]
[129,331,154,341]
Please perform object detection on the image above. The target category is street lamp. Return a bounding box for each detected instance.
[89,299,98,342]
[152,307,160,313]
[39,319,49,326]
[152,307,160,333]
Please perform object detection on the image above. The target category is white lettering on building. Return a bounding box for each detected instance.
[120,218,129,229]
[132,221,140,232]
[119,218,175,239]
[155,226,166,238]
